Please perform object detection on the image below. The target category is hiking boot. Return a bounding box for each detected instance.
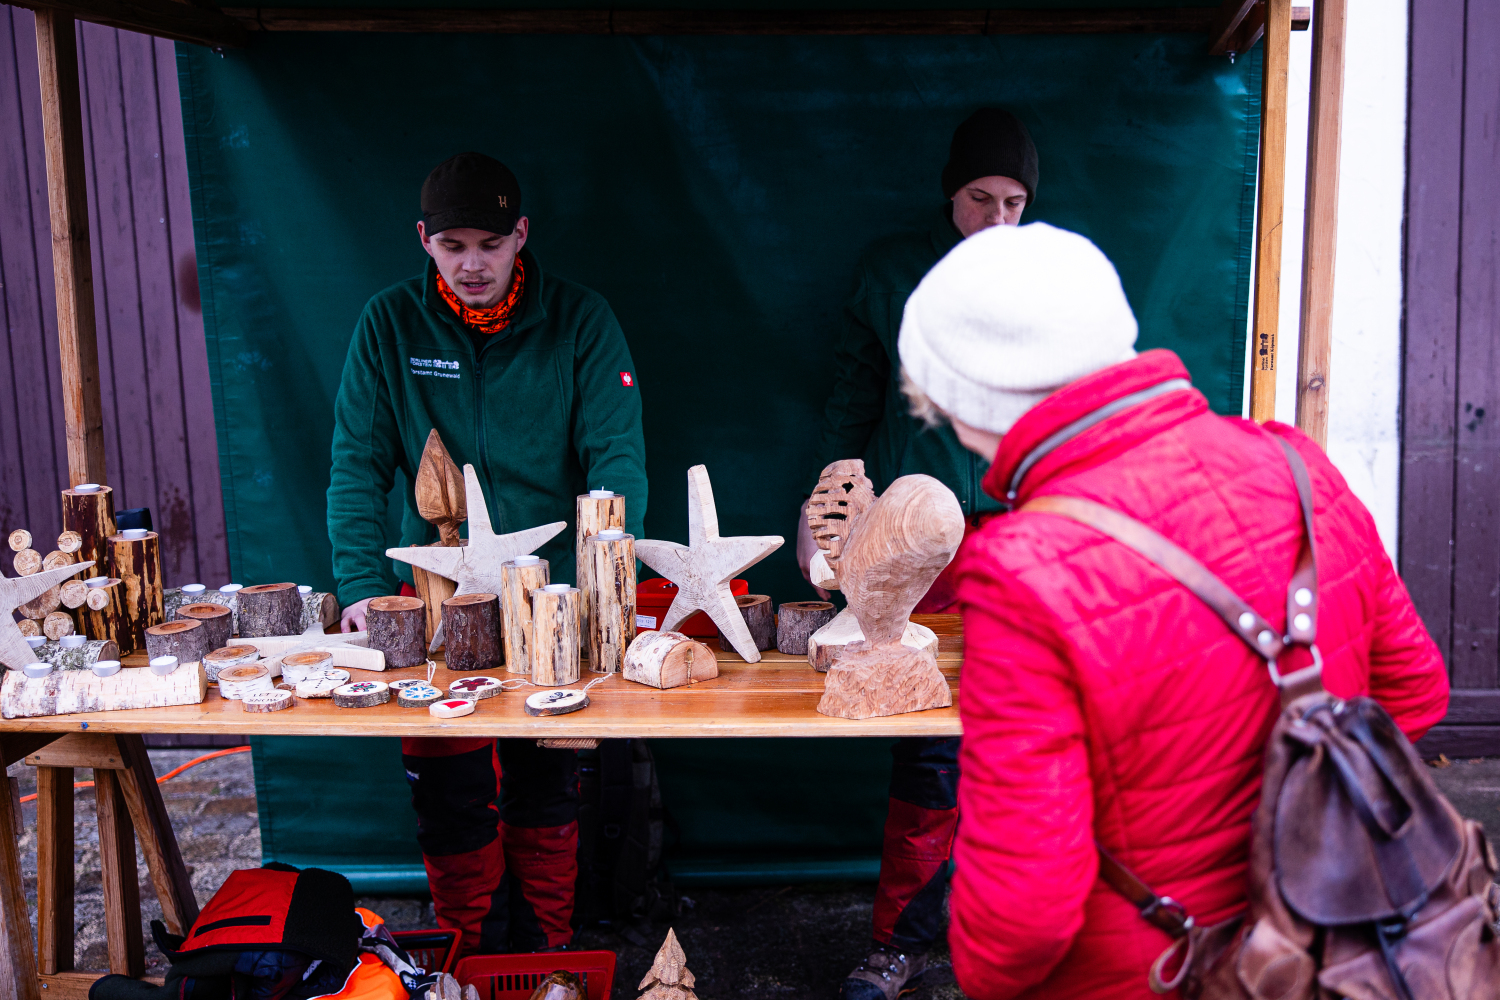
[838,945,929,1000]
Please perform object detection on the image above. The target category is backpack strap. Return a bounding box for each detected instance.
[1017,434,1323,704]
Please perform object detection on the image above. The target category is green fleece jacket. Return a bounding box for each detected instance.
[811,207,1002,517]
[329,249,647,606]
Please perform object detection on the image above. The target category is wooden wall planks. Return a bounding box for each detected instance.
[0,7,227,588]
[1402,0,1500,743]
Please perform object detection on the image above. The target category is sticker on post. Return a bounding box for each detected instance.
[636,615,657,629]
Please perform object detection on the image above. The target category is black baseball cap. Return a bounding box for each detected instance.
[421,152,522,238]
[941,108,1039,202]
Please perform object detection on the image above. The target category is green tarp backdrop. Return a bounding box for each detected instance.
[177,27,1261,888]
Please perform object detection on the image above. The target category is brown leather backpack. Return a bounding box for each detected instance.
[1022,436,1500,999]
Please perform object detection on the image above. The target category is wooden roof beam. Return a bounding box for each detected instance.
[9,0,247,48]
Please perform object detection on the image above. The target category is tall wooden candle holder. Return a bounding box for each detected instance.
[108,530,165,653]
[60,485,116,580]
[501,556,550,676]
[575,491,626,640]
[82,579,130,653]
[586,530,635,673]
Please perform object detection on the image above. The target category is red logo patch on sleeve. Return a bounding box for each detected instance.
[620,372,635,387]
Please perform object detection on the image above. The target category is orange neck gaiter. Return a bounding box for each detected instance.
[436,256,526,336]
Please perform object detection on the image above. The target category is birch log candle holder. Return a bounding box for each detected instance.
[299,588,339,632]
[1,659,207,719]
[718,594,774,653]
[35,637,118,669]
[60,484,116,580]
[145,619,211,665]
[108,529,164,652]
[587,530,635,673]
[236,583,302,637]
[500,555,549,676]
[177,603,233,651]
[624,629,718,689]
[441,593,502,672]
[367,596,427,669]
[576,490,626,641]
[82,578,130,653]
[531,584,580,687]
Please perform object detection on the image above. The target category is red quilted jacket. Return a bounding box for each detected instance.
[948,350,1449,1000]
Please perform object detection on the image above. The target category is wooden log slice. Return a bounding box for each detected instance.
[16,619,40,638]
[42,550,74,571]
[396,683,445,708]
[236,583,302,638]
[144,619,211,665]
[204,645,260,682]
[332,680,390,708]
[12,548,41,576]
[501,558,550,676]
[531,585,581,687]
[299,590,340,632]
[441,593,502,672]
[42,612,75,640]
[108,531,164,652]
[575,492,626,641]
[217,663,275,701]
[525,689,590,717]
[82,579,131,652]
[17,583,61,621]
[55,531,81,554]
[623,630,718,690]
[280,650,334,683]
[242,690,294,713]
[8,529,31,552]
[447,675,503,701]
[776,601,837,655]
[60,485,115,580]
[718,594,774,652]
[368,595,427,669]
[59,580,89,610]
[587,532,636,674]
[176,603,233,652]
[34,638,117,670]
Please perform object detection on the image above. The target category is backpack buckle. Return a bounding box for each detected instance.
[1140,896,1194,937]
[1266,643,1323,691]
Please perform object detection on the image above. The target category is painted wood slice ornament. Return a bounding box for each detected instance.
[295,675,345,699]
[429,697,476,719]
[218,663,274,701]
[448,675,503,701]
[396,683,444,708]
[242,689,294,713]
[389,677,427,689]
[524,689,590,717]
[333,680,390,708]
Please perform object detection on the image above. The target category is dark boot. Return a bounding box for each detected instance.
[839,945,930,1000]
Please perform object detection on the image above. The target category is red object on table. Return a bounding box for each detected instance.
[390,928,461,974]
[456,950,617,999]
[635,577,748,636]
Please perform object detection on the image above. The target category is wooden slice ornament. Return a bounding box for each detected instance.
[368,595,427,669]
[525,689,590,717]
[396,683,444,708]
[242,689,294,713]
[448,675,503,701]
[389,677,429,690]
[218,663,274,700]
[177,603,232,651]
[718,594,774,652]
[333,680,390,708]
[295,675,345,699]
[8,529,31,552]
[13,549,41,576]
[204,645,260,682]
[429,698,476,719]
[42,612,75,640]
[56,531,81,554]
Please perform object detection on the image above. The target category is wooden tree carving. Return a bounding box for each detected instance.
[639,928,698,1000]
[415,428,467,546]
[809,467,964,720]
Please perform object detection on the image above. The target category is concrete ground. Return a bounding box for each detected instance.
[7,750,1498,998]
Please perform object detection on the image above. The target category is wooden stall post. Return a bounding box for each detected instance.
[94,769,144,976]
[1249,0,1292,422]
[35,767,74,976]
[1295,0,1346,446]
[35,11,106,487]
[0,771,40,1000]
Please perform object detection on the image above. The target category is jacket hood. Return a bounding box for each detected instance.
[981,349,1208,503]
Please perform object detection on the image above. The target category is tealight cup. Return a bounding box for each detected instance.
[92,660,121,678]
[23,662,51,679]
[150,655,179,676]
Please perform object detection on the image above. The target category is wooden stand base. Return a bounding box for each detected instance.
[816,642,951,720]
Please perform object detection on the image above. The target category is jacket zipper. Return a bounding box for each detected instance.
[473,343,490,531]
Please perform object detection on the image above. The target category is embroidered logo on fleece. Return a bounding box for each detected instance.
[411,357,460,380]
[620,372,635,387]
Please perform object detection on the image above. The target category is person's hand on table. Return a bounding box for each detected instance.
[796,499,832,601]
[341,597,377,632]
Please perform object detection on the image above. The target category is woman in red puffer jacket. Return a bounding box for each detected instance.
[896,223,1449,1000]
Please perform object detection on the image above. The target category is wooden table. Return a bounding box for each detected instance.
[0,618,963,1000]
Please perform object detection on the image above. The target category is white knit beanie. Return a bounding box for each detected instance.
[898,222,1139,434]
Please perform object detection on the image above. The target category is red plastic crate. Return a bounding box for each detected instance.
[637,577,748,636]
[392,928,461,975]
[456,951,616,1000]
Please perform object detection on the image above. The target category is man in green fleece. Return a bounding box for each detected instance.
[798,110,1038,1000]
[327,152,647,956]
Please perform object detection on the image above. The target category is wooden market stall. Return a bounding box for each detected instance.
[0,1,1350,997]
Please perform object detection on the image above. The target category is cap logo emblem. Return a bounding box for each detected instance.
[497,195,508,208]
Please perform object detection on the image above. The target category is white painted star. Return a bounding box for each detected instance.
[635,465,783,663]
[0,560,95,671]
[387,464,566,652]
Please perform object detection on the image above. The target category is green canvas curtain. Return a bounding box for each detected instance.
[180,30,1262,887]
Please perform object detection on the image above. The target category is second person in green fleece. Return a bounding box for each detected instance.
[327,152,647,956]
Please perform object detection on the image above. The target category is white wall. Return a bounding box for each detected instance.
[1248,0,1407,557]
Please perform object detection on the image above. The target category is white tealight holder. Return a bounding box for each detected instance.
[121,528,149,540]
[181,583,206,597]
[85,577,111,588]
[220,584,243,595]
[596,529,625,540]
[541,584,573,594]
[589,489,616,498]
[60,635,86,649]
[25,636,46,650]
[514,555,540,566]
[298,585,312,595]
[23,662,51,679]
[92,660,121,678]
[74,483,101,494]
[150,655,179,676]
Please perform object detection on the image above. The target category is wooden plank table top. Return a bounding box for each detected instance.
[0,617,965,739]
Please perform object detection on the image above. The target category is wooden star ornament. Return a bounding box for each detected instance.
[635,465,782,663]
[0,560,95,670]
[387,464,566,652]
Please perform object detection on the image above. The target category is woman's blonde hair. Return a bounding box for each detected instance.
[900,367,948,428]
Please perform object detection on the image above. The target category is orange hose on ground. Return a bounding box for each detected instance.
[16,745,251,804]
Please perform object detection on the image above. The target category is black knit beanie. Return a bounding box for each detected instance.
[941,108,1039,202]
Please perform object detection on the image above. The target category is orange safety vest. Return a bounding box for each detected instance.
[308,909,409,1000]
